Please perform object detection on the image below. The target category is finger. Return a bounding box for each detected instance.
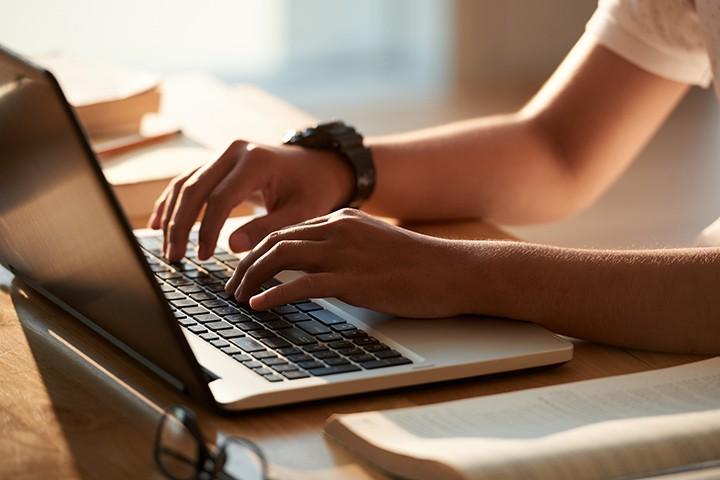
[161,177,191,256]
[233,240,327,302]
[249,273,337,311]
[196,160,268,260]
[148,185,171,229]
[225,222,330,293]
[166,142,245,261]
[227,206,313,253]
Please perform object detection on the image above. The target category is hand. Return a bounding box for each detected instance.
[148,140,354,262]
[224,209,480,318]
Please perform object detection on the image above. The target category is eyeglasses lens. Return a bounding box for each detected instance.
[158,408,200,480]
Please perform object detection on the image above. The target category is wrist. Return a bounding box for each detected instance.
[319,149,355,210]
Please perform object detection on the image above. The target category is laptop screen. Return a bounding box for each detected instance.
[0,49,211,403]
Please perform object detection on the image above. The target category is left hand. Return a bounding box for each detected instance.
[225,209,480,318]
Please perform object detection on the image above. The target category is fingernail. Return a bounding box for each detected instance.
[230,232,250,252]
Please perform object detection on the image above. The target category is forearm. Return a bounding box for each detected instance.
[362,36,687,224]
[465,242,720,354]
[363,114,574,223]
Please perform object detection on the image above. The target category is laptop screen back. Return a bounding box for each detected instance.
[0,49,212,403]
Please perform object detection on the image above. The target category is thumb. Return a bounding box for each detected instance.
[229,207,306,252]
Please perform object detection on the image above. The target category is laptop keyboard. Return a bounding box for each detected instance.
[137,232,412,382]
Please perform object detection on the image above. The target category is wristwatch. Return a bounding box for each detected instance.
[282,121,376,209]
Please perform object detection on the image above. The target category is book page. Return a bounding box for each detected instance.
[328,357,720,480]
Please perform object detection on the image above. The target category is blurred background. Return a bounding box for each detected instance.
[3,0,720,248]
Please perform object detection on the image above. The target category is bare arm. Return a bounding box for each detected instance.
[363,33,689,223]
[468,242,720,354]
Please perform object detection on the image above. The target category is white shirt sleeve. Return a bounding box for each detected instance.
[585,0,712,87]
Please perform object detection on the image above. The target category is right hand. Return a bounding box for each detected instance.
[148,140,354,262]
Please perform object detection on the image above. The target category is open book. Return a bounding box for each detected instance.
[325,357,720,480]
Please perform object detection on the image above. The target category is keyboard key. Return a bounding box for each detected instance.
[232,353,252,363]
[188,325,207,334]
[296,360,323,370]
[167,278,193,286]
[158,271,182,280]
[213,306,242,316]
[210,339,230,348]
[328,340,353,349]
[225,313,253,323]
[304,344,329,353]
[218,329,244,339]
[265,319,293,330]
[313,350,339,360]
[283,312,311,323]
[171,299,196,308]
[173,310,188,319]
[212,271,233,280]
[278,327,318,346]
[178,285,203,294]
[254,367,274,376]
[277,347,302,356]
[206,283,227,293]
[164,291,185,300]
[260,337,292,349]
[159,283,175,293]
[189,292,214,301]
[354,336,379,346]
[331,323,357,332]
[343,330,368,340]
[286,353,313,363]
[375,349,401,359]
[244,361,263,369]
[196,276,221,286]
[194,313,221,323]
[230,337,265,352]
[295,302,323,313]
[272,364,298,373]
[271,305,298,315]
[183,306,209,316]
[220,345,242,355]
[348,353,375,363]
[324,357,350,366]
[364,344,390,353]
[338,347,363,356]
[199,332,218,341]
[201,299,226,308]
[282,370,310,380]
[263,374,285,382]
[252,351,277,359]
[215,253,237,262]
[206,321,233,331]
[262,357,288,366]
[316,333,343,342]
[178,318,196,327]
[307,364,361,376]
[248,328,275,339]
[296,320,331,336]
[254,311,281,323]
[234,321,263,331]
[309,309,346,325]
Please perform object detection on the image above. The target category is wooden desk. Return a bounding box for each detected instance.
[0,218,707,480]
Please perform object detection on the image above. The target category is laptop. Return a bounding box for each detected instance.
[0,46,572,411]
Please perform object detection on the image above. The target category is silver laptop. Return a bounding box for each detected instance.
[0,46,572,411]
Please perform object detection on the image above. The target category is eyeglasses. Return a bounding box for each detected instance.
[154,405,269,480]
